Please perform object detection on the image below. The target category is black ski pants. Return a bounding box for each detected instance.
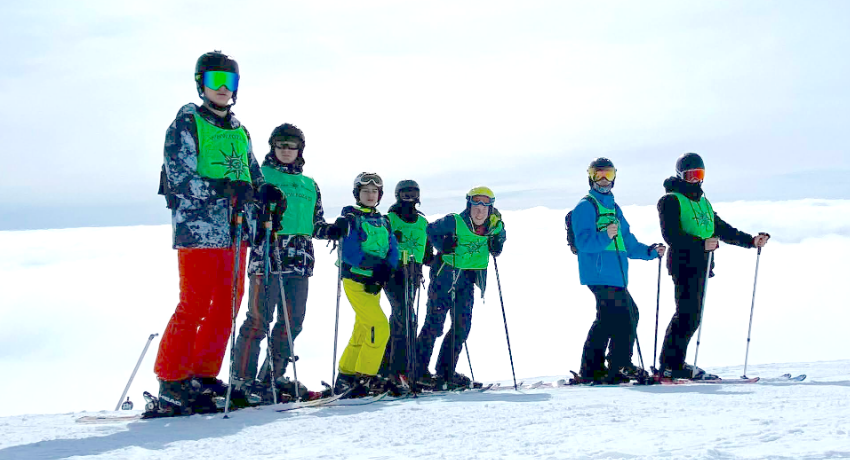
[416,265,476,381]
[659,268,707,371]
[233,274,308,382]
[580,286,639,377]
[380,265,421,377]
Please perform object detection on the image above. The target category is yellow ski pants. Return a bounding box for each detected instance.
[338,278,390,376]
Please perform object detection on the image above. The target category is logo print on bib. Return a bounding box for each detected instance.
[212,144,248,180]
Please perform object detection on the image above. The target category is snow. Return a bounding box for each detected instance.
[1,199,849,459]
[0,361,849,459]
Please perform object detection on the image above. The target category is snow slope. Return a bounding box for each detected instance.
[1,360,848,460]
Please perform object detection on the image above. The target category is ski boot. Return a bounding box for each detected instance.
[275,376,310,400]
[144,379,193,417]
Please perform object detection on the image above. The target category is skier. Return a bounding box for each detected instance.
[569,158,665,384]
[378,180,435,390]
[153,51,264,415]
[415,187,507,390]
[231,123,334,400]
[331,173,400,397]
[656,152,769,379]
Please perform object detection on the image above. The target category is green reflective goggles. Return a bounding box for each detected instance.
[202,71,239,92]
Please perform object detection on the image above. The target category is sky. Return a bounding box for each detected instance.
[1,199,848,418]
[1,1,849,230]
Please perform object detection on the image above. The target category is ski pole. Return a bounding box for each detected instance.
[224,204,245,419]
[465,341,475,384]
[274,242,301,401]
[613,239,646,375]
[741,247,763,379]
[261,220,279,405]
[331,243,343,394]
[653,256,662,372]
[449,256,462,389]
[692,251,714,377]
[492,257,518,391]
[115,333,159,411]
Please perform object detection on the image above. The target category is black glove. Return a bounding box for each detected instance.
[364,283,383,295]
[258,183,287,213]
[393,230,404,243]
[440,235,457,254]
[372,262,392,286]
[327,216,349,240]
[220,180,255,209]
[488,236,498,255]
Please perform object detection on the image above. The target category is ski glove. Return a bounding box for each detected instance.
[372,262,392,286]
[328,216,350,240]
[215,180,255,210]
[258,183,287,213]
[440,235,458,254]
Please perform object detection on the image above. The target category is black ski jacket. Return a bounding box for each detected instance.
[657,176,754,278]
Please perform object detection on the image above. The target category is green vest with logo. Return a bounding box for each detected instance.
[261,166,317,236]
[585,195,625,252]
[349,212,391,277]
[671,192,715,239]
[194,114,251,181]
[442,214,489,270]
[387,213,428,264]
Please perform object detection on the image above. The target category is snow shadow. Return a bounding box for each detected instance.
[0,406,342,460]
[625,385,755,396]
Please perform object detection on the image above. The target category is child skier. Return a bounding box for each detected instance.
[415,187,506,390]
[331,173,400,397]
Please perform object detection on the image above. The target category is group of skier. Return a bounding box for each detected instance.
[149,50,769,416]
[570,156,769,385]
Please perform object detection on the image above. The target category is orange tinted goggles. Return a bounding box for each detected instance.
[588,167,616,182]
[682,169,706,182]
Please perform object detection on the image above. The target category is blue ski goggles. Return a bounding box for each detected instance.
[202,71,239,92]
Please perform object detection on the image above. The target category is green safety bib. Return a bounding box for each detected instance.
[442,214,489,270]
[671,192,715,239]
[585,195,625,252]
[388,213,428,264]
[261,167,317,236]
[349,214,391,277]
[194,114,251,181]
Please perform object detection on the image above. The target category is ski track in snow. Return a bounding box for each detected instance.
[0,362,848,460]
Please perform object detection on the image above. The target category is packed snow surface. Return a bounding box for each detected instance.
[1,360,848,460]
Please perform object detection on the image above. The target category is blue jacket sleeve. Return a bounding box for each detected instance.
[571,200,612,253]
[427,214,457,250]
[618,208,657,261]
[386,232,399,269]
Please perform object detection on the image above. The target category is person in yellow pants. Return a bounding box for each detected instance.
[328,172,399,397]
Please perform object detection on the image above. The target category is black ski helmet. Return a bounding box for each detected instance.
[268,123,306,155]
[587,157,616,187]
[394,179,420,202]
[676,153,705,178]
[194,51,240,104]
[353,172,384,206]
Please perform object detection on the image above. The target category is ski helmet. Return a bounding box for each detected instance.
[676,152,705,178]
[466,186,495,205]
[268,123,306,155]
[194,51,240,105]
[353,172,384,206]
[587,157,616,187]
[395,179,420,203]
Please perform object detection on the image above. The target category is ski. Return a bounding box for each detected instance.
[748,373,807,383]
[656,376,760,385]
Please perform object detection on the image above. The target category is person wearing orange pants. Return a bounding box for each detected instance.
[153,50,263,415]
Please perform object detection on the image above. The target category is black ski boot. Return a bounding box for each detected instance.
[148,379,193,416]
[435,372,480,390]
[275,376,310,399]
[334,372,358,396]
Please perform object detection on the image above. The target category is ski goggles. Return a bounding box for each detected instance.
[681,168,706,183]
[398,188,420,201]
[468,195,493,207]
[273,141,300,150]
[588,167,616,182]
[202,71,239,92]
[356,173,383,187]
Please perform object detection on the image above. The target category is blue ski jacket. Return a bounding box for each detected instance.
[570,189,659,287]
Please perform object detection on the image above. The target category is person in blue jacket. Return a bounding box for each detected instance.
[570,158,665,384]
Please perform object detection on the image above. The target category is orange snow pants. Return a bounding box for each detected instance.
[154,245,248,382]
